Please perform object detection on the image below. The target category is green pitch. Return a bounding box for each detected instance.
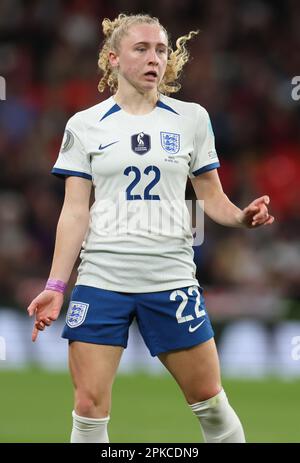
[0,369,299,442]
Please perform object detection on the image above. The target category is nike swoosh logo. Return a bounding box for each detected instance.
[188,319,205,333]
[98,141,119,150]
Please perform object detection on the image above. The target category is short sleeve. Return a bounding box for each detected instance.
[51,113,92,180]
[189,107,220,178]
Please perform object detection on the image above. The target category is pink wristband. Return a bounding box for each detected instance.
[45,279,67,294]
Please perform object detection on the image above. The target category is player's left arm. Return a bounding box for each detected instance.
[191,169,274,228]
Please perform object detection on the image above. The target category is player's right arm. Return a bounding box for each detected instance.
[27,176,92,342]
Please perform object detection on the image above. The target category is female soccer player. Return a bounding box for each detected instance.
[27,13,274,443]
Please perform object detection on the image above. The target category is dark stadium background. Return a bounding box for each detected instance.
[0,0,299,442]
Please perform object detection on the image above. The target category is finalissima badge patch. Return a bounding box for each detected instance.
[160,132,180,154]
[131,132,151,154]
[61,129,74,152]
[66,301,89,328]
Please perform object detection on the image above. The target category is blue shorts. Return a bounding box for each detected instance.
[62,284,214,357]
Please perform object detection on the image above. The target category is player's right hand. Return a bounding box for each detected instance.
[27,290,64,342]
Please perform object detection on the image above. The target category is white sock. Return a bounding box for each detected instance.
[189,389,245,443]
[70,410,110,443]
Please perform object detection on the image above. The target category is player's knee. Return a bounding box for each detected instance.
[75,392,110,418]
[186,384,222,405]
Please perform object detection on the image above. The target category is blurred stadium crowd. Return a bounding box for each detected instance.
[0,0,299,322]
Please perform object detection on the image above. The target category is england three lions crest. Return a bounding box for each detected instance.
[160,132,180,154]
[66,301,89,328]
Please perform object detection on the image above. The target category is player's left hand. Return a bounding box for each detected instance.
[239,195,275,228]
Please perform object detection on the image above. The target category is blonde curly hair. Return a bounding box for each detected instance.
[98,13,199,95]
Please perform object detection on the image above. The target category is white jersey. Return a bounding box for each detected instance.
[52,94,220,292]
